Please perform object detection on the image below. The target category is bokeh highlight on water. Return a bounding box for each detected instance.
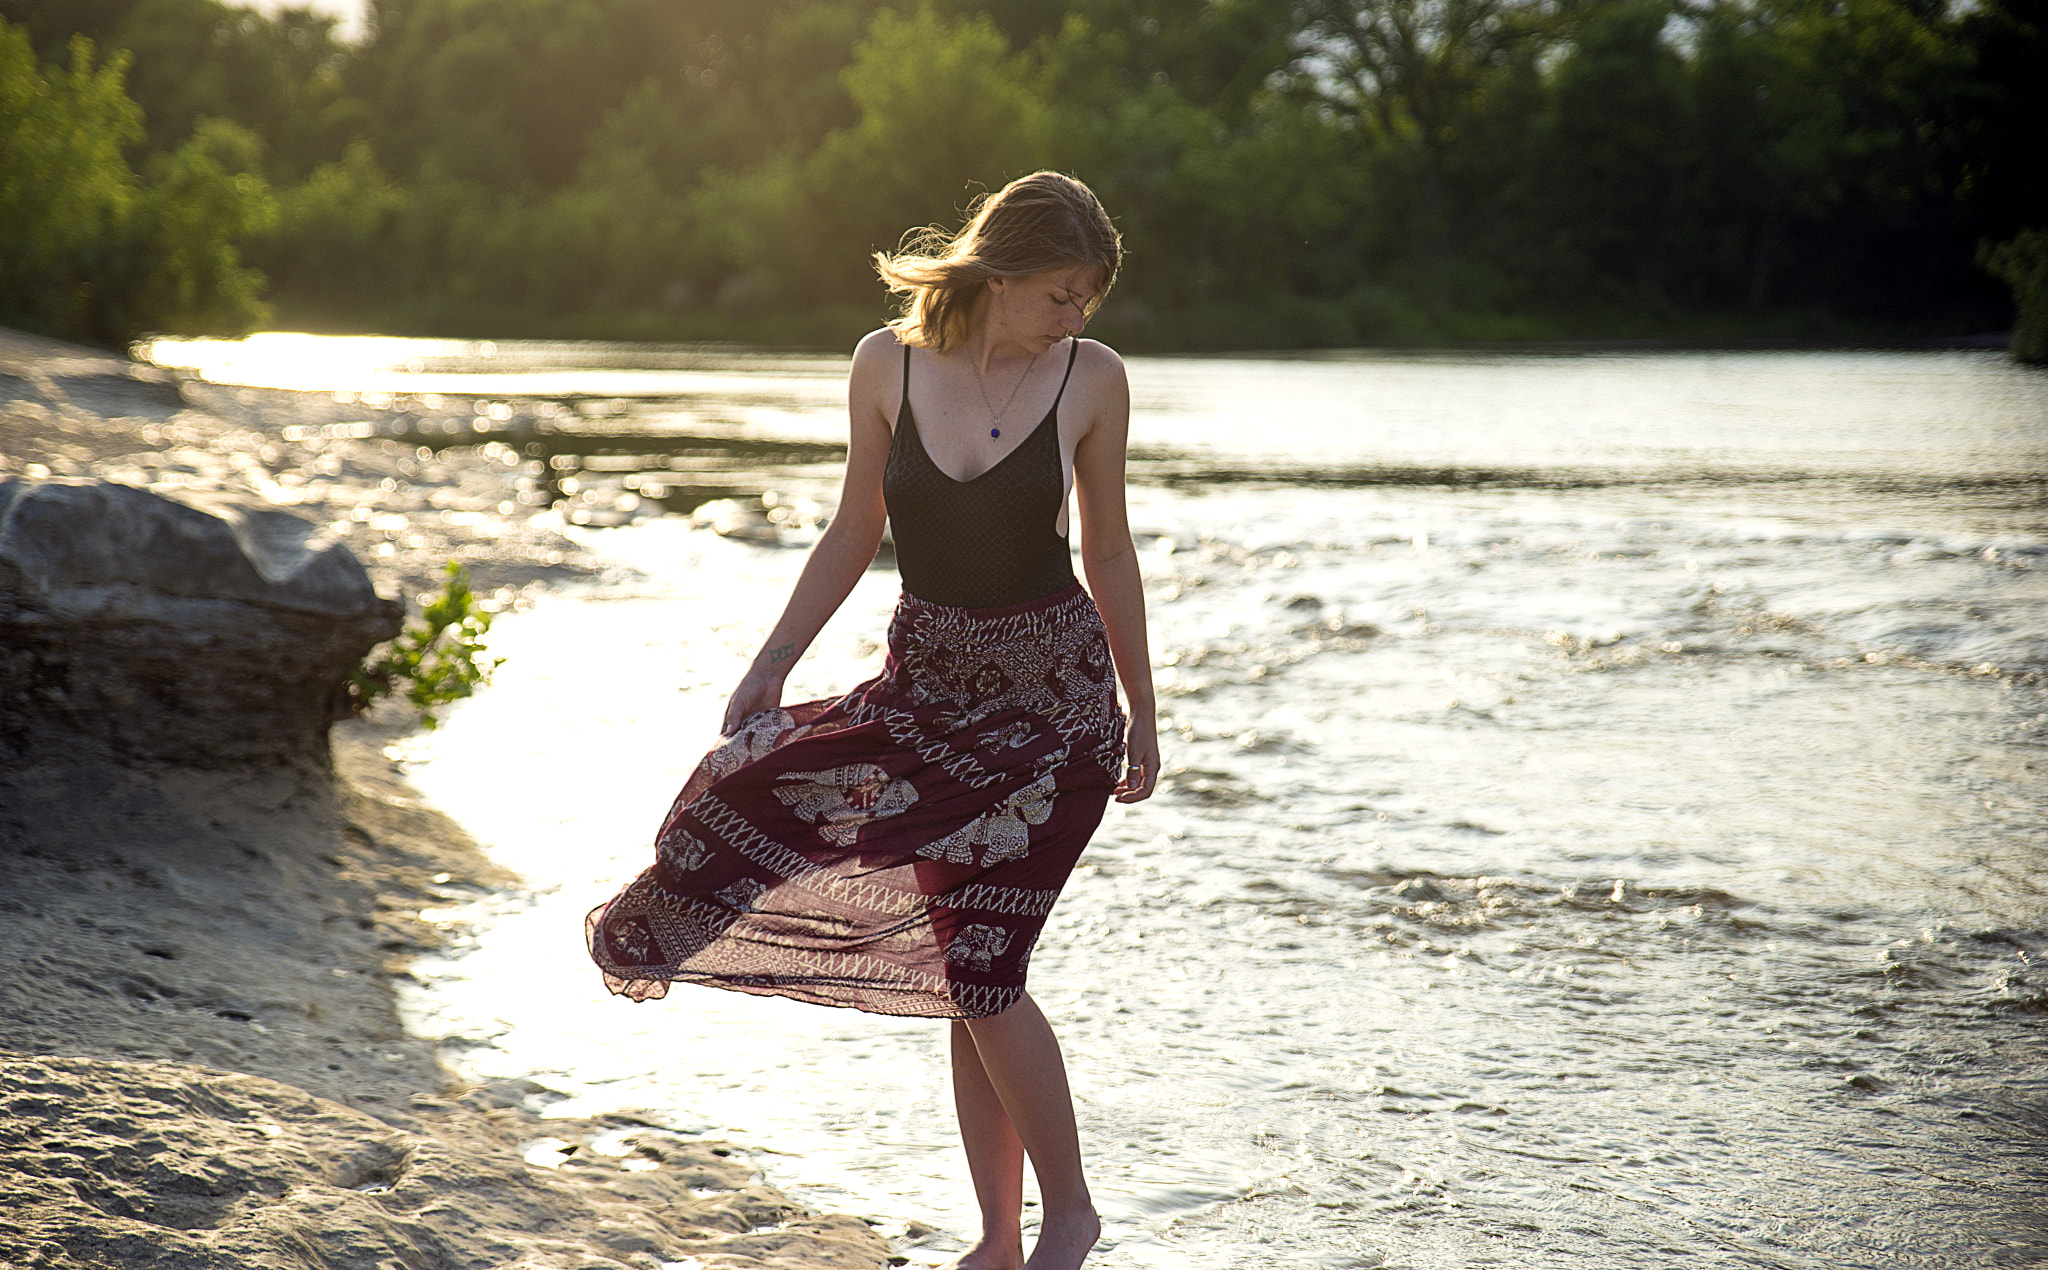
[149,338,2048,1268]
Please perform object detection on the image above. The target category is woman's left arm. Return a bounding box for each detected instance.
[1070,342,1158,804]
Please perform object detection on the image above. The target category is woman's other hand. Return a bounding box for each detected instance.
[721,667,785,735]
[1115,716,1159,803]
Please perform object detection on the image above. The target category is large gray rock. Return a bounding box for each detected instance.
[0,479,401,766]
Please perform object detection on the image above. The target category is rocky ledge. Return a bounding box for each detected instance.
[0,478,401,767]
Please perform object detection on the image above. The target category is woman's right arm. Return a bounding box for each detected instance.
[721,331,900,732]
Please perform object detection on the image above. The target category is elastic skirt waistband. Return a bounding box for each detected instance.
[895,579,1089,623]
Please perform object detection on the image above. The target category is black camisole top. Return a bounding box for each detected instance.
[882,342,1079,609]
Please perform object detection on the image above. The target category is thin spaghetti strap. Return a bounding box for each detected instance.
[1050,340,1079,408]
[901,343,912,408]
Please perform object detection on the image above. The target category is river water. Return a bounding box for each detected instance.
[149,338,2048,1268]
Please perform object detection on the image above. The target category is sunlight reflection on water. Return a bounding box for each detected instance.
[160,337,2048,1269]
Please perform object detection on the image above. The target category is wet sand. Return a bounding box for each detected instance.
[0,327,890,1270]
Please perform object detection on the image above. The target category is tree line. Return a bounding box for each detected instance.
[1,0,2042,353]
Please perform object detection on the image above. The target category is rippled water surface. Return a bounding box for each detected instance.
[162,340,2048,1268]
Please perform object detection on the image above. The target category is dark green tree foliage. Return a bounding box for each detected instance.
[1542,2,1692,301]
[110,0,353,170]
[1,0,2039,347]
[1946,0,2047,245]
[351,0,698,188]
[1983,231,2048,363]
[0,0,137,59]
[0,0,358,178]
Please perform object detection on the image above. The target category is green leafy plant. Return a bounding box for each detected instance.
[350,561,505,729]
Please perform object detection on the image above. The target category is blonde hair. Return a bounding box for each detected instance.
[875,172,1121,352]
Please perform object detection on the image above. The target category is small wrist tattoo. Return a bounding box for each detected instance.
[767,643,796,666]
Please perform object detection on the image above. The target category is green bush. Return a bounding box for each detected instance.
[0,19,273,345]
[0,26,143,342]
[250,140,405,321]
[350,562,505,729]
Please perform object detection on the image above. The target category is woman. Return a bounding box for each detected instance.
[587,171,1157,1270]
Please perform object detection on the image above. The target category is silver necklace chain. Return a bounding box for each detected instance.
[975,349,1041,433]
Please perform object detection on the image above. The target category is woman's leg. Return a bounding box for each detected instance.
[955,993,1101,1270]
[950,1020,1026,1269]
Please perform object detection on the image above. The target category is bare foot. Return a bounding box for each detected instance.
[1022,1208,1101,1270]
[945,1236,1024,1270]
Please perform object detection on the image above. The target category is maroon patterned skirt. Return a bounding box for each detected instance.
[586,582,1125,1019]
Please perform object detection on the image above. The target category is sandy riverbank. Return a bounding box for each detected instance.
[0,328,891,1270]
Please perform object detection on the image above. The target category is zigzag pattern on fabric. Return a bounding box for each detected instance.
[692,793,929,917]
[1038,698,1119,777]
[892,638,1121,777]
[846,700,1003,789]
[693,791,1075,920]
[666,935,1025,1018]
[646,892,744,945]
[938,881,1064,917]
[842,693,1111,789]
[948,983,1027,1014]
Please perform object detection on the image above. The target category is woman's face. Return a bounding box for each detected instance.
[989,266,1104,350]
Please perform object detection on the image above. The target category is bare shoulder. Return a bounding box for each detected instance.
[1068,337,1128,386]
[1067,339,1130,433]
[851,326,907,377]
[848,328,908,419]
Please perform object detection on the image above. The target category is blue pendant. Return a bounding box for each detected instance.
[990,427,1001,439]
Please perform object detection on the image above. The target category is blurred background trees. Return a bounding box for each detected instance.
[0,0,2039,350]
[0,21,273,343]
